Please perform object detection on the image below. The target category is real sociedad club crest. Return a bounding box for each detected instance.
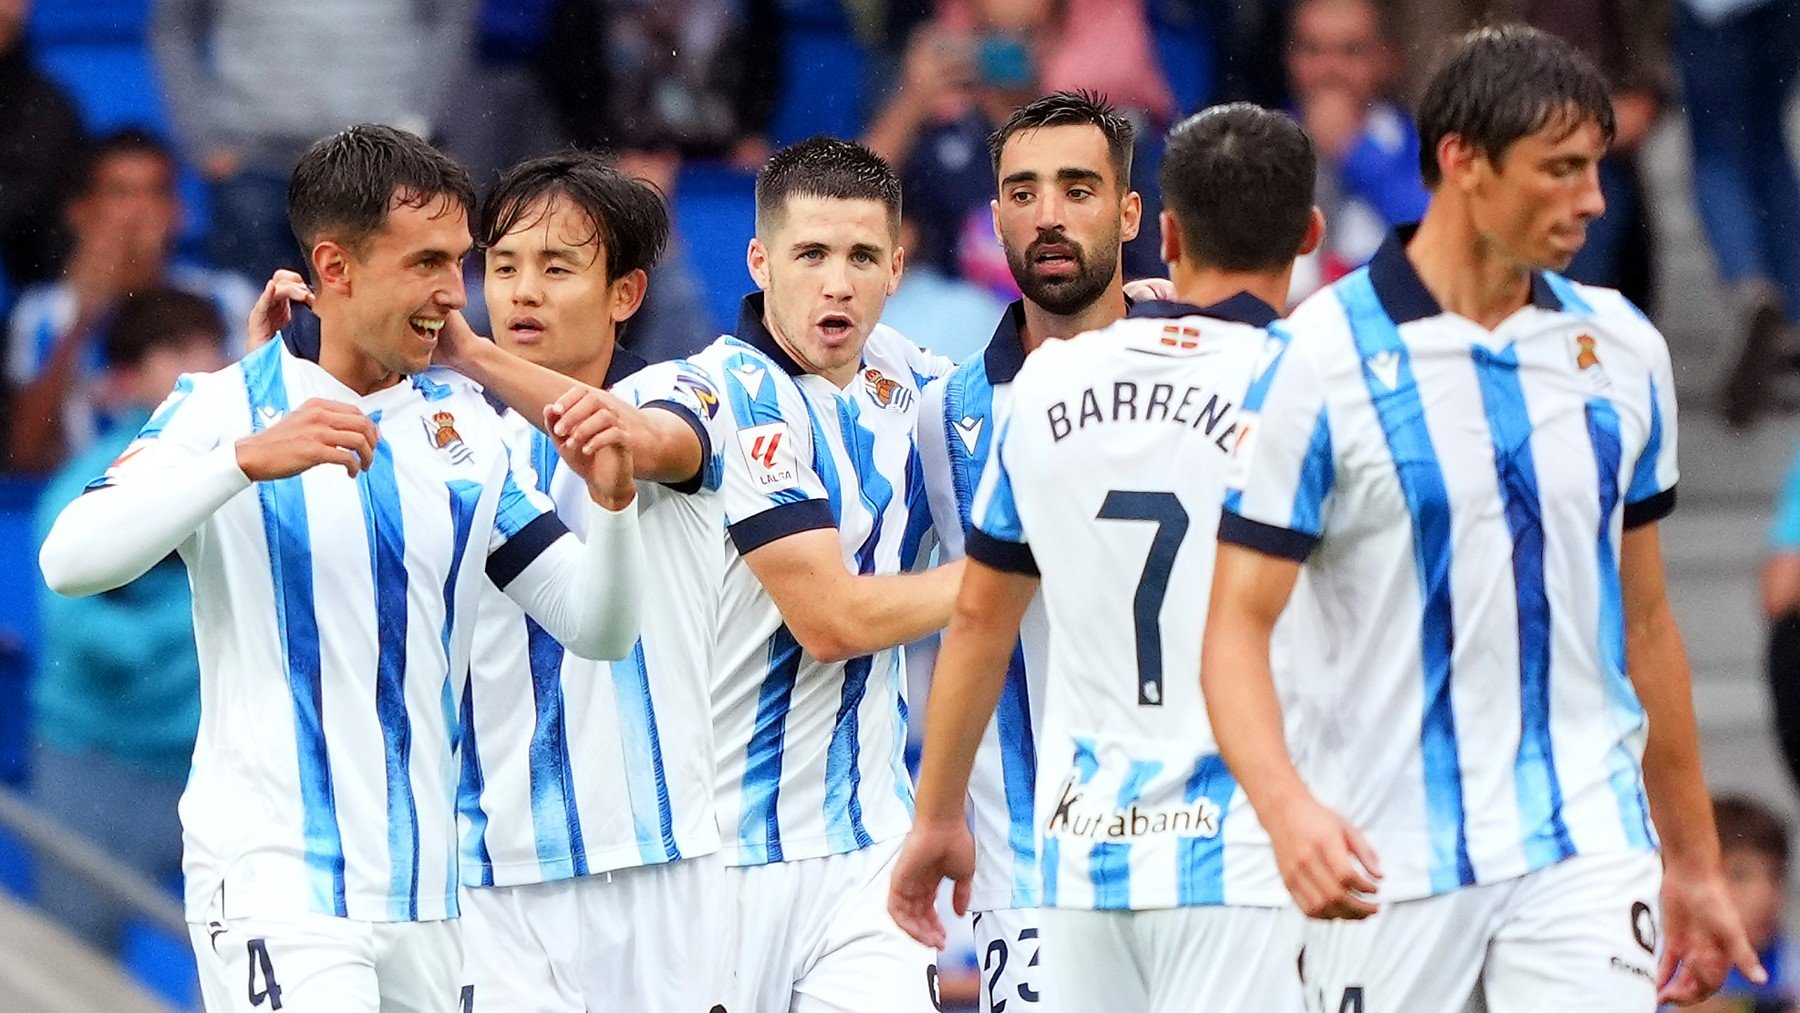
[1573,331,1610,391]
[424,410,474,464]
[863,368,914,411]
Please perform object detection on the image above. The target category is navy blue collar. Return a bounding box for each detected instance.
[733,293,809,377]
[604,344,649,386]
[1127,292,1280,328]
[280,304,323,362]
[983,301,1029,384]
[1368,224,1564,324]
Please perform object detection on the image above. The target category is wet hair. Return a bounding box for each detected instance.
[1159,103,1316,271]
[103,287,224,368]
[287,123,476,262]
[986,90,1136,188]
[73,128,174,200]
[754,136,901,236]
[1715,795,1790,870]
[1416,24,1616,187]
[479,151,670,282]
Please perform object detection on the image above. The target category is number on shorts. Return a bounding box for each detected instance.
[1337,986,1365,1013]
[1096,490,1189,706]
[983,937,1010,1011]
[1015,928,1041,1003]
[926,963,943,1012]
[460,985,475,1012]
[246,938,283,1009]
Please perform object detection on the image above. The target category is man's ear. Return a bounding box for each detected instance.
[747,237,771,291]
[1120,190,1143,244]
[1299,207,1326,257]
[1158,209,1182,268]
[1438,133,1482,194]
[313,240,353,296]
[609,268,650,324]
[888,242,905,297]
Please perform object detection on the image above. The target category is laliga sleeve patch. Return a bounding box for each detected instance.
[737,422,801,493]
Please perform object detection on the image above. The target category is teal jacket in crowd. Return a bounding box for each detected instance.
[32,407,200,780]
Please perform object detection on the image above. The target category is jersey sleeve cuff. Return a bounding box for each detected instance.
[1218,510,1317,562]
[728,499,835,554]
[1623,485,1676,529]
[641,399,710,495]
[966,528,1039,576]
[487,511,571,589]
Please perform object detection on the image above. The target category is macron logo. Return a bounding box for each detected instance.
[732,362,766,400]
[1365,349,1401,392]
[953,415,984,454]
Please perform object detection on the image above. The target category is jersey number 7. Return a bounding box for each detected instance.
[1096,490,1189,707]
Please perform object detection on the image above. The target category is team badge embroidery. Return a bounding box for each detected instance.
[1159,324,1201,350]
[1572,331,1611,391]
[424,410,474,464]
[863,368,915,411]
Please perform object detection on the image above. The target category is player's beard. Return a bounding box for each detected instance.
[1007,227,1121,317]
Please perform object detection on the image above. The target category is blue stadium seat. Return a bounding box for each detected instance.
[673,163,759,335]
[0,479,45,662]
[1151,10,1216,117]
[27,0,150,47]
[0,825,34,901]
[121,917,200,1010]
[768,28,870,147]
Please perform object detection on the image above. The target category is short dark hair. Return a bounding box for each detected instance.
[987,90,1136,188]
[1416,24,1616,188]
[479,151,670,282]
[103,287,224,368]
[1716,795,1790,870]
[287,124,477,262]
[1159,103,1316,272]
[73,129,174,200]
[754,136,901,236]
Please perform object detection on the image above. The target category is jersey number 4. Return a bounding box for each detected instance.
[1096,490,1189,706]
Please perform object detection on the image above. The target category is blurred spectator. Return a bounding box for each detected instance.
[1693,796,1798,1012]
[883,215,1007,363]
[151,0,474,283]
[6,130,254,474]
[535,0,780,168]
[438,0,571,188]
[1765,445,1800,792]
[1675,0,1800,429]
[1283,0,1428,302]
[31,287,224,948]
[628,234,719,360]
[0,0,83,289]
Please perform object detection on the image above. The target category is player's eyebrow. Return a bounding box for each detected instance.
[1054,167,1106,186]
[1000,170,1042,188]
[850,242,885,259]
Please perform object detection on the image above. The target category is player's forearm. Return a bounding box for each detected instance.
[1201,609,1311,814]
[504,499,645,661]
[821,561,964,662]
[630,405,705,485]
[40,445,249,596]
[1627,604,1721,871]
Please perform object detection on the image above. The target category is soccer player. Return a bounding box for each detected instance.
[890,102,1323,1012]
[911,89,1142,1012]
[38,125,646,1013]
[1202,26,1761,1011]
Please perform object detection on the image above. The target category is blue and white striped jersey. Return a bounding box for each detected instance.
[457,348,725,888]
[916,301,1049,913]
[697,294,952,867]
[1221,230,1677,902]
[98,337,569,923]
[968,297,1291,912]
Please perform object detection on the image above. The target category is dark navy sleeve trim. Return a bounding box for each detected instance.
[1623,485,1676,530]
[642,399,710,495]
[487,511,570,590]
[967,529,1040,576]
[729,499,835,554]
[1217,510,1317,562]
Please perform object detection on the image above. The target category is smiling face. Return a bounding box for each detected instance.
[1458,113,1607,273]
[748,194,901,386]
[335,195,471,381]
[487,195,632,379]
[992,123,1137,316]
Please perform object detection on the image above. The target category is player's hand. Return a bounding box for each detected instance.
[434,310,485,373]
[888,816,976,950]
[234,398,378,481]
[246,270,314,351]
[1657,865,1766,1005]
[1123,277,1176,303]
[1262,792,1381,920]
[545,386,636,511]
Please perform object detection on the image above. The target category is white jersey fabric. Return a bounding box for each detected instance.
[692,294,952,868]
[969,296,1291,912]
[1222,229,1677,903]
[457,345,723,888]
[916,301,1050,914]
[74,335,614,924]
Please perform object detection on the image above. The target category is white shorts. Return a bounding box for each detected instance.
[728,837,939,1013]
[1300,851,1663,1013]
[459,854,730,1012]
[1040,905,1303,1013]
[971,907,1045,1013]
[190,913,459,1013]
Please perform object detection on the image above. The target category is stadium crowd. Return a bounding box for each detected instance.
[1,0,1799,1009]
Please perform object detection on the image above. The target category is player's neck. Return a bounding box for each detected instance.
[565,342,616,391]
[1407,205,1534,331]
[1020,285,1127,353]
[1170,262,1292,318]
[315,313,405,397]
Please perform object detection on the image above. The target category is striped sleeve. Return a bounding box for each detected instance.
[485,447,568,589]
[967,417,1037,576]
[1622,331,1678,529]
[710,348,833,554]
[621,358,726,495]
[1218,326,1335,562]
[85,371,223,492]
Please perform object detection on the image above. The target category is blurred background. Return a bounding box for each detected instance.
[0,0,1798,1008]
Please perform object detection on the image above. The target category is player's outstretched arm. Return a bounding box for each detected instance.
[1621,523,1767,1005]
[890,561,1038,949]
[743,532,965,663]
[41,397,376,597]
[499,389,645,662]
[1202,542,1381,920]
[437,311,703,485]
